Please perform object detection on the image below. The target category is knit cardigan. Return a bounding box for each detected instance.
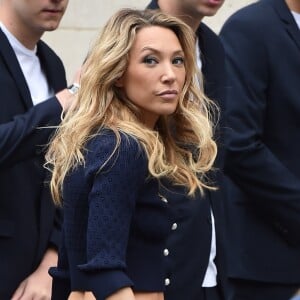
[50,129,173,299]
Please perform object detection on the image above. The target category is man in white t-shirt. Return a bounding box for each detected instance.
[220,0,300,299]
[0,0,79,298]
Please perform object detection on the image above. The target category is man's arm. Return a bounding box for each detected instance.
[220,13,300,244]
[0,87,75,168]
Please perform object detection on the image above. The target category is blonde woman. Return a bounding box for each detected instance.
[46,8,217,300]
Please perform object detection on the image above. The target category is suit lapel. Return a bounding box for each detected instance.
[37,40,67,93]
[146,0,159,9]
[0,29,33,109]
[37,41,57,92]
[268,0,300,51]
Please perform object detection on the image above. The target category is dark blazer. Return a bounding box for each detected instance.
[220,0,300,283]
[146,2,228,299]
[0,29,66,298]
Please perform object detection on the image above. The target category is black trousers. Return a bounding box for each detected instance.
[228,278,299,300]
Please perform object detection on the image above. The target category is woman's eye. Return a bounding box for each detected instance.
[173,57,185,65]
[143,56,158,65]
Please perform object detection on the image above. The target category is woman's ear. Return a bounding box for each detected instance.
[115,77,124,87]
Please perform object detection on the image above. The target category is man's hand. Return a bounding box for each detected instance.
[11,248,58,300]
[56,68,82,111]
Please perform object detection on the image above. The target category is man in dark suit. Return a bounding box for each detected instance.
[147,1,227,299]
[0,0,78,298]
[220,0,300,299]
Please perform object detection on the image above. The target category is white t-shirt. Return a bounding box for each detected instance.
[202,211,217,287]
[0,22,54,105]
[195,38,218,288]
[291,10,300,29]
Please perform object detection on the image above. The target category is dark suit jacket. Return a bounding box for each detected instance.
[147,2,227,299]
[0,29,66,298]
[220,0,300,283]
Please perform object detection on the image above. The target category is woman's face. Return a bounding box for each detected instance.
[118,25,186,129]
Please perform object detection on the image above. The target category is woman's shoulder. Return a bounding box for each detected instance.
[86,128,142,154]
[84,128,147,174]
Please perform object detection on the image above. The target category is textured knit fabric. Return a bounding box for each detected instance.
[50,129,173,299]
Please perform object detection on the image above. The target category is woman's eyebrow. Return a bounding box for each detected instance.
[141,46,184,55]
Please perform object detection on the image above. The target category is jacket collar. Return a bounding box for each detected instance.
[0,28,32,109]
[265,0,300,51]
[146,0,159,9]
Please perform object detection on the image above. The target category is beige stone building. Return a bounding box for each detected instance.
[44,0,257,82]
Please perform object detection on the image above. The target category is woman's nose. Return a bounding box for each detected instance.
[161,64,176,83]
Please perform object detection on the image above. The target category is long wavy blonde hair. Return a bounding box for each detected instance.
[46,8,218,205]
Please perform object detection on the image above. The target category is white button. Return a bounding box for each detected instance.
[165,278,170,286]
[161,196,168,203]
[171,223,177,230]
[163,248,169,256]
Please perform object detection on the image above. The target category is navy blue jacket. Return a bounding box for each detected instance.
[0,29,66,298]
[146,2,228,299]
[220,0,300,283]
[51,131,173,299]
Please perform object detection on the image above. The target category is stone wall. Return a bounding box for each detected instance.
[43,0,257,82]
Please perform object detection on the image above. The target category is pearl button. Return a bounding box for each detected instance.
[165,278,170,286]
[171,223,177,230]
[163,248,169,256]
[161,196,168,203]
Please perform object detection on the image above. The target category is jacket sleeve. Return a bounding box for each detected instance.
[220,14,300,244]
[0,97,62,168]
[48,206,63,249]
[74,133,148,298]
